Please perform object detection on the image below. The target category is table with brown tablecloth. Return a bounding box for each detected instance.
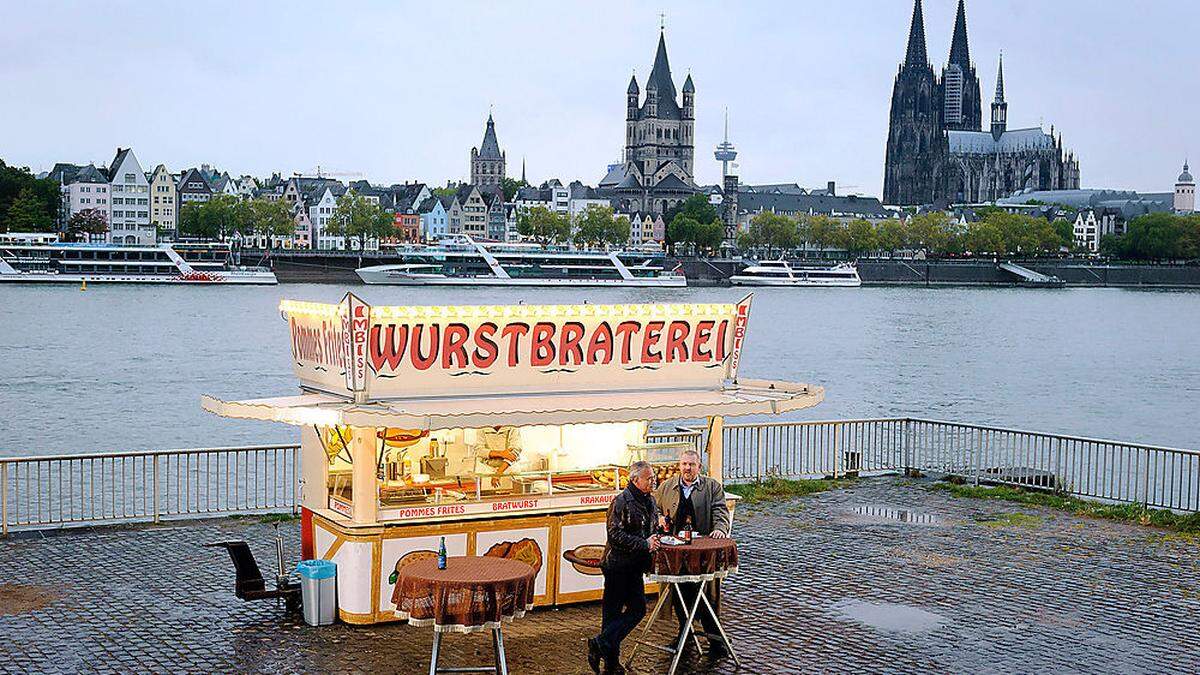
[646,536,739,583]
[392,555,536,634]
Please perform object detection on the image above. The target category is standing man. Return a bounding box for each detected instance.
[589,461,660,675]
[653,449,730,660]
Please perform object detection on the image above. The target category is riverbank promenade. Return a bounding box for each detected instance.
[2,477,1197,673]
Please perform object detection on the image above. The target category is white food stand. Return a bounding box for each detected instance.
[202,293,822,624]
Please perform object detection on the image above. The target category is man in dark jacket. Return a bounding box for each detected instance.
[588,461,660,674]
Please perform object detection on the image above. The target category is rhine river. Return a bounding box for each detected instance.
[2,284,1198,457]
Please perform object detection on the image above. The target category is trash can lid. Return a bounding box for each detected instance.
[296,559,337,579]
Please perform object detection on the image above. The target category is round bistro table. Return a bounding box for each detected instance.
[392,555,536,675]
[626,536,740,674]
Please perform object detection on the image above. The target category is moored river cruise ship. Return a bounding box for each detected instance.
[356,235,685,287]
[0,241,277,284]
[730,260,861,287]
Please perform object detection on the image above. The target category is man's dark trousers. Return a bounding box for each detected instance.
[597,567,646,661]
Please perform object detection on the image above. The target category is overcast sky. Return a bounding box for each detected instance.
[1,1,1194,196]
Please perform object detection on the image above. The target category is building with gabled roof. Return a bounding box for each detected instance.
[105,148,153,244]
[601,28,698,216]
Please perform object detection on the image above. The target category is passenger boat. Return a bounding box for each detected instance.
[729,260,861,287]
[0,241,277,284]
[356,235,685,287]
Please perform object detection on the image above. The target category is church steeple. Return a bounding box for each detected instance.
[994,55,1005,103]
[991,54,1008,141]
[904,0,928,66]
[948,0,970,68]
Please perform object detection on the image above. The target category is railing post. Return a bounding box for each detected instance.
[901,419,911,475]
[832,423,841,479]
[1,463,8,537]
[292,446,300,515]
[1142,447,1151,510]
[974,430,982,487]
[755,428,764,483]
[152,454,160,524]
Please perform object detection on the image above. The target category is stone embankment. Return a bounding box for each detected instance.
[261,251,1200,287]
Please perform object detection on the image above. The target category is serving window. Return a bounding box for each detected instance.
[317,422,691,514]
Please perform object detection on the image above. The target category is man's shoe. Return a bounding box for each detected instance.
[707,640,729,661]
[586,638,602,674]
[602,662,626,675]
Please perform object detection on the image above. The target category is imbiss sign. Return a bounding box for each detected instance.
[283,294,753,399]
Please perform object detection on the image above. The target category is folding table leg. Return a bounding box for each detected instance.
[429,631,442,675]
[624,584,672,670]
[666,584,705,675]
[492,626,508,675]
[698,591,741,669]
[671,582,704,654]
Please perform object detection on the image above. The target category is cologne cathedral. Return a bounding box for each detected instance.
[883,0,1080,206]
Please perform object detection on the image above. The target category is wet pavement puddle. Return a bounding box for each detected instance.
[829,598,947,633]
[838,504,943,526]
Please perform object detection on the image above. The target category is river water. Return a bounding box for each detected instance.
[2,284,1198,457]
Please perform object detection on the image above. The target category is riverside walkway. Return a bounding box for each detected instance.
[2,477,1198,674]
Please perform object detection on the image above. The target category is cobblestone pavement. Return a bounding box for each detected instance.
[3,477,1200,674]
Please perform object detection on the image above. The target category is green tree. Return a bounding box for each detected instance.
[665,194,718,227]
[744,211,799,256]
[65,208,109,242]
[241,198,295,247]
[499,177,528,202]
[875,218,907,254]
[845,219,878,257]
[906,212,958,255]
[516,205,570,245]
[329,192,393,250]
[3,187,55,232]
[965,220,1006,255]
[805,215,841,252]
[431,184,458,198]
[693,221,725,255]
[610,214,632,247]
[1052,218,1075,251]
[573,204,625,248]
[667,215,698,255]
[0,161,60,230]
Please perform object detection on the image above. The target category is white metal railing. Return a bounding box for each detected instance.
[4,420,1197,533]
[712,418,1200,513]
[0,444,299,534]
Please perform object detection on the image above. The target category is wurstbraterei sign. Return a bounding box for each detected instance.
[281,294,754,400]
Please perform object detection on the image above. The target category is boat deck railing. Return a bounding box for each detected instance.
[2,421,1196,534]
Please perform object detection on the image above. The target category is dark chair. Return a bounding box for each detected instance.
[205,540,301,610]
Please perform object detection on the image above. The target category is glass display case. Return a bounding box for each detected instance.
[318,421,689,514]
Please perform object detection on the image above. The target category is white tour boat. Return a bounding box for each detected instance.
[729,260,862,287]
[0,241,277,284]
[357,235,686,287]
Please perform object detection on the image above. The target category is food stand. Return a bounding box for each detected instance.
[202,293,823,625]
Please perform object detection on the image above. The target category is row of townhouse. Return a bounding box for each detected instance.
[48,147,258,245]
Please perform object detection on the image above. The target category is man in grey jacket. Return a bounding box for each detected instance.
[652,449,730,660]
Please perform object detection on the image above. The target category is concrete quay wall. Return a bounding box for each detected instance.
[857,259,1200,287]
[264,251,1200,287]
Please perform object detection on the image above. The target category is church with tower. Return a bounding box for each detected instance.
[883,0,1080,206]
[598,28,699,216]
[470,113,506,189]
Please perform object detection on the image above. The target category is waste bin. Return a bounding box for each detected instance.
[296,559,337,626]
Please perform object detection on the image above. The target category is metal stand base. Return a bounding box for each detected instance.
[624,580,741,674]
[428,626,509,675]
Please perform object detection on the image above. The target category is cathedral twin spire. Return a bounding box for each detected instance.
[904,0,929,66]
[907,0,972,68]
